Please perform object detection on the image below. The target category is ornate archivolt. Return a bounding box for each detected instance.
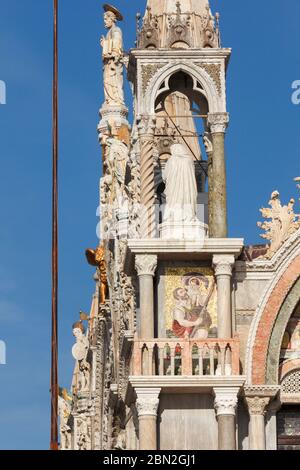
[141,60,225,115]
[245,240,300,385]
[141,63,166,95]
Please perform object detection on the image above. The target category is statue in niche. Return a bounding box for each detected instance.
[163,143,198,223]
[101,5,125,107]
[72,321,91,392]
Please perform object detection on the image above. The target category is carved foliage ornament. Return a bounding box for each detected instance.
[135,254,158,277]
[141,63,165,95]
[245,396,270,416]
[258,190,300,260]
[213,255,235,277]
[195,63,222,95]
[207,112,229,134]
[214,392,238,416]
[136,394,160,417]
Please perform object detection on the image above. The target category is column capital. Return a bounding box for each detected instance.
[136,388,161,417]
[207,112,229,134]
[214,387,239,416]
[213,254,235,277]
[245,396,270,416]
[137,114,156,136]
[135,254,158,277]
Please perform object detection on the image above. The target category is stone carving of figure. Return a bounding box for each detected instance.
[100,5,125,107]
[58,389,72,450]
[77,418,90,451]
[106,137,129,203]
[163,143,198,223]
[72,322,91,392]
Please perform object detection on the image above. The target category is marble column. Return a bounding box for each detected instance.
[245,396,270,450]
[213,255,235,339]
[135,254,158,338]
[137,115,157,239]
[203,132,214,234]
[266,399,281,450]
[136,388,161,450]
[214,387,239,450]
[207,112,229,238]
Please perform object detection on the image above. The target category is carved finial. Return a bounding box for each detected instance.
[136,13,141,46]
[215,12,221,47]
[257,190,300,259]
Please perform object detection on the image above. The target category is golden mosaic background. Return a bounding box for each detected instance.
[164,266,218,334]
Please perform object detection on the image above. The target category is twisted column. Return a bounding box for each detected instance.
[138,115,157,239]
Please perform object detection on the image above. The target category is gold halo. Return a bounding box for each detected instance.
[103,4,123,21]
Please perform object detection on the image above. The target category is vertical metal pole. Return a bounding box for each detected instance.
[51,0,59,451]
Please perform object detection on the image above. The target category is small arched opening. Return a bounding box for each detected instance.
[153,71,209,226]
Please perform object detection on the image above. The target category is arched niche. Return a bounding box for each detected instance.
[154,71,209,164]
[143,61,224,115]
[151,70,210,226]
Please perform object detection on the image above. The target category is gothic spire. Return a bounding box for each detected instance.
[139,0,220,49]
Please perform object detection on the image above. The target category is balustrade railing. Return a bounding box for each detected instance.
[132,337,240,377]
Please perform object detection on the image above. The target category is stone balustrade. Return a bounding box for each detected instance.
[132,337,240,377]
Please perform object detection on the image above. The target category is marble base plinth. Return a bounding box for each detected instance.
[98,104,129,135]
[159,221,208,241]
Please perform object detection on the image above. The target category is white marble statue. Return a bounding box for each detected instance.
[106,137,128,203]
[72,322,91,392]
[100,5,125,107]
[163,143,198,223]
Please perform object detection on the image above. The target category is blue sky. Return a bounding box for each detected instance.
[0,0,299,450]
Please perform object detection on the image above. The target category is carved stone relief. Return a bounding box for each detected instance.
[195,63,222,95]
[141,63,165,95]
[258,191,300,260]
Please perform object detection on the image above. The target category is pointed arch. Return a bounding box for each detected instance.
[142,61,225,115]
